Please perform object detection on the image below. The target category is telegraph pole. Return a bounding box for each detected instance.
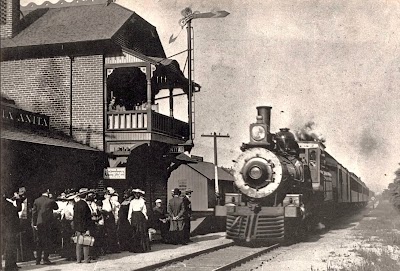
[201,132,230,204]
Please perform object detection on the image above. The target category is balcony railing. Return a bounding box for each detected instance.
[107,110,147,130]
[151,111,189,139]
[107,110,189,139]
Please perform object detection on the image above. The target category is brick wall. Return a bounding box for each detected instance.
[0,0,20,38]
[71,55,104,149]
[1,57,71,132]
[0,55,105,150]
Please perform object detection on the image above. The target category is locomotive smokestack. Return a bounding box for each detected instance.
[256,106,272,133]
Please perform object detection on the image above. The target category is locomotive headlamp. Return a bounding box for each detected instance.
[251,125,266,141]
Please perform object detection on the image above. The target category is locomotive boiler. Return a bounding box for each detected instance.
[224,106,370,244]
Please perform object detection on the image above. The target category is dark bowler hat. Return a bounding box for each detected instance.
[173,188,181,195]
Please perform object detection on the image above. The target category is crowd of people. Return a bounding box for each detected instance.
[1,186,193,271]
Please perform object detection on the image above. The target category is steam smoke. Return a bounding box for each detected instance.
[295,121,326,143]
[358,128,382,156]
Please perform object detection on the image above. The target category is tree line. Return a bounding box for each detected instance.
[382,165,400,212]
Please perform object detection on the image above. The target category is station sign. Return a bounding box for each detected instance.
[1,103,50,130]
[104,167,126,179]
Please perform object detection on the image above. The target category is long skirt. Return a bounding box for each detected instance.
[104,215,119,253]
[129,211,150,253]
[117,205,131,251]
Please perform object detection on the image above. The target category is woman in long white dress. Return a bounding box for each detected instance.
[127,189,150,253]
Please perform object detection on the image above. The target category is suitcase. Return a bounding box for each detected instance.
[72,234,95,246]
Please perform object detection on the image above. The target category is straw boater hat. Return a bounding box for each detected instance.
[79,188,89,193]
[78,188,89,197]
[155,199,162,203]
[131,188,141,193]
[66,193,78,200]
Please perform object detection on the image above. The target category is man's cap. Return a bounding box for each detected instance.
[173,188,181,195]
[155,199,162,203]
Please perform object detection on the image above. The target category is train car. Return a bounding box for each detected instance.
[224,106,370,244]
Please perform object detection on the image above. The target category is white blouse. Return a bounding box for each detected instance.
[128,198,148,221]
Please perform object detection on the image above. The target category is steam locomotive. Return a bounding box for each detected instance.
[223,106,370,243]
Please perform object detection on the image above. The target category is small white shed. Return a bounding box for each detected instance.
[168,161,235,212]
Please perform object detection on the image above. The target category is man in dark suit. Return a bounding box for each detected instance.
[73,189,94,263]
[32,188,58,265]
[2,190,22,271]
[182,190,193,243]
[167,188,186,245]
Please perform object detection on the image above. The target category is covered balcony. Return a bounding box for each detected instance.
[104,49,200,149]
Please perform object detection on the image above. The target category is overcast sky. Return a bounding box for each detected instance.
[22,0,400,192]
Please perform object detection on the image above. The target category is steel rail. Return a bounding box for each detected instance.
[139,242,279,271]
[212,243,279,271]
[133,242,234,271]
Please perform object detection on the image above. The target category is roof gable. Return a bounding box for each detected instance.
[2,3,131,47]
[1,2,166,59]
[112,13,166,58]
[188,162,234,181]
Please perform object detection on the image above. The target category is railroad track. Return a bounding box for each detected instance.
[149,243,279,271]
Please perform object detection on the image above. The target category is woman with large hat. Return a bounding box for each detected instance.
[58,190,77,261]
[117,189,133,251]
[102,188,120,253]
[127,189,150,253]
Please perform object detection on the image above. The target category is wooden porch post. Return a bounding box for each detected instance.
[169,88,174,117]
[146,63,152,132]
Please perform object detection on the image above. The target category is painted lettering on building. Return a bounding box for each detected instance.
[1,103,50,130]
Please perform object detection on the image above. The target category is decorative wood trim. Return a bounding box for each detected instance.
[21,0,110,11]
[105,63,148,69]
[105,131,151,141]
[105,52,147,65]
[105,49,157,66]
[151,132,186,145]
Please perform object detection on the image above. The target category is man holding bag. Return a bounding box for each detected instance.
[73,189,94,263]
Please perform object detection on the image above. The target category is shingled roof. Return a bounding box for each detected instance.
[1,2,166,58]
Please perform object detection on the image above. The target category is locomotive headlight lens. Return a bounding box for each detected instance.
[251,126,266,141]
[249,166,262,179]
